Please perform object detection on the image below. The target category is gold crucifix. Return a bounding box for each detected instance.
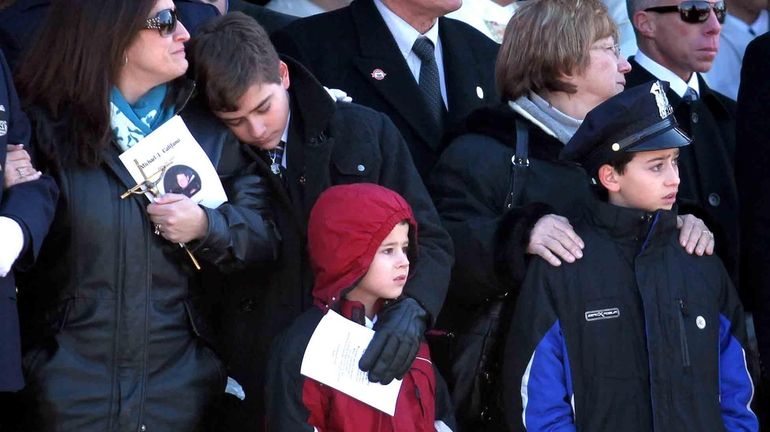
[120,158,202,270]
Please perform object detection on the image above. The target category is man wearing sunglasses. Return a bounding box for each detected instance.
[626,0,742,297]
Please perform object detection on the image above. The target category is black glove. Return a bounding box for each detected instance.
[359,297,428,384]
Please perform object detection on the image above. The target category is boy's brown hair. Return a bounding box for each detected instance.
[190,12,282,112]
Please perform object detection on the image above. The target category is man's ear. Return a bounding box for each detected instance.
[632,10,656,39]
[279,61,291,90]
[598,164,621,192]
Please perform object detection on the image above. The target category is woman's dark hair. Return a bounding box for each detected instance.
[15,0,156,166]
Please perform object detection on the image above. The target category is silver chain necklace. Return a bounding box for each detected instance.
[268,149,281,175]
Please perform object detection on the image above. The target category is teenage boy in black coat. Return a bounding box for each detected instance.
[190,13,452,431]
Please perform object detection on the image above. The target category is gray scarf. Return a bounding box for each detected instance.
[508,92,582,145]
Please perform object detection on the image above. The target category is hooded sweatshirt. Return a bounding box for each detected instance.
[266,183,454,432]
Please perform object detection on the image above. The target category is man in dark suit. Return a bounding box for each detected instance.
[736,32,770,428]
[271,0,499,180]
[0,49,57,426]
[625,0,740,288]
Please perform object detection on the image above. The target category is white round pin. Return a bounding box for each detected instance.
[696,316,706,329]
[476,86,484,99]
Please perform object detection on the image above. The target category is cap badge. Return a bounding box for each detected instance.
[650,81,673,119]
[370,68,387,81]
[611,143,621,152]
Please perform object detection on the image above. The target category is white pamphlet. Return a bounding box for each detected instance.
[118,115,227,208]
[300,310,403,416]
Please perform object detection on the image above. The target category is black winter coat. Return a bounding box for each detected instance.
[503,202,757,431]
[16,90,278,431]
[209,58,453,431]
[625,59,740,292]
[430,103,593,328]
[736,32,770,382]
[0,50,58,392]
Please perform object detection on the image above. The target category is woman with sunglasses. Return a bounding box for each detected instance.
[429,0,716,429]
[10,0,279,430]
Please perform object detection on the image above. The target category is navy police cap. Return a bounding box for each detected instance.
[560,80,691,178]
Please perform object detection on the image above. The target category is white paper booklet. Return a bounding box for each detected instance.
[118,115,227,208]
[300,310,403,416]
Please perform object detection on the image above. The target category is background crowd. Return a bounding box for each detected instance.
[0,0,767,430]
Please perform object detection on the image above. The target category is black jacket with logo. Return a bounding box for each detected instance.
[503,201,757,431]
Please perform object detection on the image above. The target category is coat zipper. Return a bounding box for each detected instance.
[677,298,691,368]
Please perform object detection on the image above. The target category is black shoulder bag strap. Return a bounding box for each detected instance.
[503,119,530,209]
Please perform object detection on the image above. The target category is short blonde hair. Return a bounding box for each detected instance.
[496,0,619,101]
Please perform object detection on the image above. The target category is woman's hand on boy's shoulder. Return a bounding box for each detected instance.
[526,214,585,267]
[677,214,715,256]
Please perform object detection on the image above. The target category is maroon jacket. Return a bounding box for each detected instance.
[265,184,454,431]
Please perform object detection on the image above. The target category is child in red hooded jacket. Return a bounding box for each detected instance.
[265,183,455,432]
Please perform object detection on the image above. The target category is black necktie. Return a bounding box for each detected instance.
[684,87,699,103]
[412,36,444,128]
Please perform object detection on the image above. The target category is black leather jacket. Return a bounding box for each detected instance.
[17,86,278,431]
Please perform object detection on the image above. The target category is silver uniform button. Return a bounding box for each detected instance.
[708,193,721,207]
[696,316,706,330]
[357,164,365,172]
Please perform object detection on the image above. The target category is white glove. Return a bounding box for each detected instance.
[324,86,353,103]
[0,216,24,277]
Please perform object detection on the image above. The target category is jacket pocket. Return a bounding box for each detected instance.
[581,297,645,379]
[183,300,227,388]
[331,152,380,183]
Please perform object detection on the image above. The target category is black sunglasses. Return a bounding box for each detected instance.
[143,8,178,36]
[645,0,726,24]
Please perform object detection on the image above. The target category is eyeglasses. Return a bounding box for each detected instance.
[143,8,178,37]
[591,43,621,59]
[644,1,726,24]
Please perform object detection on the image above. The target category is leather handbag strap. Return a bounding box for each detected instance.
[504,119,530,209]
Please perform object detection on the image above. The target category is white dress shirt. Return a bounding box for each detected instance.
[265,0,350,17]
[373,0,448,107]
[635,50,701,98]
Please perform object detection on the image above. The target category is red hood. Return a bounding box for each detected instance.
[307,183,417,311]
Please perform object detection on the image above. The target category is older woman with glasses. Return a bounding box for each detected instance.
[11,0,278,430]
[429,0,716,429]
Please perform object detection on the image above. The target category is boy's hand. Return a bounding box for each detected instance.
[146,194,208,244]
[526,214,584,266]
[359,297,427,384]
[677,214,715,256]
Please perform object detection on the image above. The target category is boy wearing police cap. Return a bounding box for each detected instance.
[502,81,757,432]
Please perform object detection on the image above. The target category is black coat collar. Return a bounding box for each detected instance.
[586,199,678,253]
